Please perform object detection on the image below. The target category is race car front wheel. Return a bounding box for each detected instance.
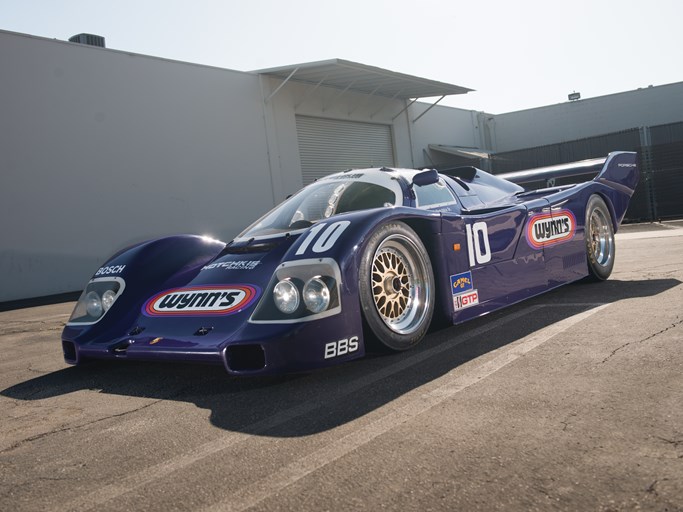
[585,195,615,281]
[359,222,435,351]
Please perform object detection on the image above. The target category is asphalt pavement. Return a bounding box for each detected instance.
[1,223,682,511]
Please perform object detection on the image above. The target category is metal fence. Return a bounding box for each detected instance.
[483,122,683,222]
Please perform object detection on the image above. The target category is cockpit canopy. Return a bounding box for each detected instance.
[237,172,402,239]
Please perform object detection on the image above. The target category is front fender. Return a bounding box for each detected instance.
[274,208,445,349]
[62,235,226,343]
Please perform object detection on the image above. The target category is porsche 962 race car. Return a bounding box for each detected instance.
[61,152,639,375]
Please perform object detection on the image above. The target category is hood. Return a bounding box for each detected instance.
[119,234,297,352]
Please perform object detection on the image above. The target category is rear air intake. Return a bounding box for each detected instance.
[225,345,266,372]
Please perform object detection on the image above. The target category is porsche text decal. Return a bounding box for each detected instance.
[143,285,260,316]
[527,210,576,249]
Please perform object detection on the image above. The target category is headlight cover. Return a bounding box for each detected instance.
[250,258,341,323]
[273,279,300,314]
[303,277,330,314]
[67,277,126,325]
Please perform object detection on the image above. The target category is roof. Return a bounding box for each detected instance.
[255,59,473,99]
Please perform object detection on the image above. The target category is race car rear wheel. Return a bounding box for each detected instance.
[359,222,435,351]
[585,195,615,281]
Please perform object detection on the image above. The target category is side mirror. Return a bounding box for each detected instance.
[412,169,439,187]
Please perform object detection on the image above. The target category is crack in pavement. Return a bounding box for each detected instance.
[599,318,683,364]
[0,399,164,455]
[655,435,683,448]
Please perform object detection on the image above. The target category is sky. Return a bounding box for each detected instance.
[2,0,682,114]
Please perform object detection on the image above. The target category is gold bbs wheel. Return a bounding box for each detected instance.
[359,223,434,351]
[585,195,615,281]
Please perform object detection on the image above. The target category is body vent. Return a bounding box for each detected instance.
[68,33,106,47]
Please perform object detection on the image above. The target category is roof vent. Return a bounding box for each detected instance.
[68,33,106,48]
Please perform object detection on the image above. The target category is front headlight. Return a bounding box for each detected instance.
[303,277,330,314]
[250,258,341,323]
[101,289,117,312]
[273,279,300,314]
[67,277,125,325]
[85,291,103,318]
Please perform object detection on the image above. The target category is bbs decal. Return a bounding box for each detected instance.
[143,285,260,316]
[527,210,576,249]
[295,221,350,256]
[324,336,359,359]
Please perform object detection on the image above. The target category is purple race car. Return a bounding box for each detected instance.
[61,152,639,375]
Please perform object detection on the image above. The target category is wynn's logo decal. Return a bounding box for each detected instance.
[527,210,576,249]
[143,285,260,316]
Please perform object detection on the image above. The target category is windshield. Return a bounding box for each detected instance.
[238,178,399,239]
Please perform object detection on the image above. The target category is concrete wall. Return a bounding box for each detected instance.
[3,28,681,303]
[0,31,275,301]
[0,30,442,302]
[491,82,683,152]
[407,104,488,167]
[260,75,417,195]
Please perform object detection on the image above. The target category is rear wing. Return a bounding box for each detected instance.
[497,151,639,196]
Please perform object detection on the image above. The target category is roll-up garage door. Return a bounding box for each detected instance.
[296,116,395,184]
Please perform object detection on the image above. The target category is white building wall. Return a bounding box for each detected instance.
[2,28,681,303]
[0,31,275,302]
[407,103,487,167]
[0,30,435,302]
[491,82,683,152]
[264,76,417,186]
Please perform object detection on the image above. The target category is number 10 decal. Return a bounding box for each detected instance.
[466,222,491,266]
[296,221,350,255]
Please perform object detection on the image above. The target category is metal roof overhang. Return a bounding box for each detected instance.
[428,145,491,159]
[255,59,473,103]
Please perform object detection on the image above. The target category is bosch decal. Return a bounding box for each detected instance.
[527,210,576,249]
[450,271,474,294]
[143,285,260,316]
[95,265,126,276]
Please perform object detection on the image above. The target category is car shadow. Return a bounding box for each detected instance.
[2,278,680,437]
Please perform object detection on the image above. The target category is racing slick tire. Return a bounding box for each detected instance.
[585,195,615,281]
[359,221,435,351]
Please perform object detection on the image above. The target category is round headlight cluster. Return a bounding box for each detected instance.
[303,277,330,314]
[273,279,300,314]
[102,290,117,311]
[84,289,119,319]
[85,291,103,318]
[273,276,331,315]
